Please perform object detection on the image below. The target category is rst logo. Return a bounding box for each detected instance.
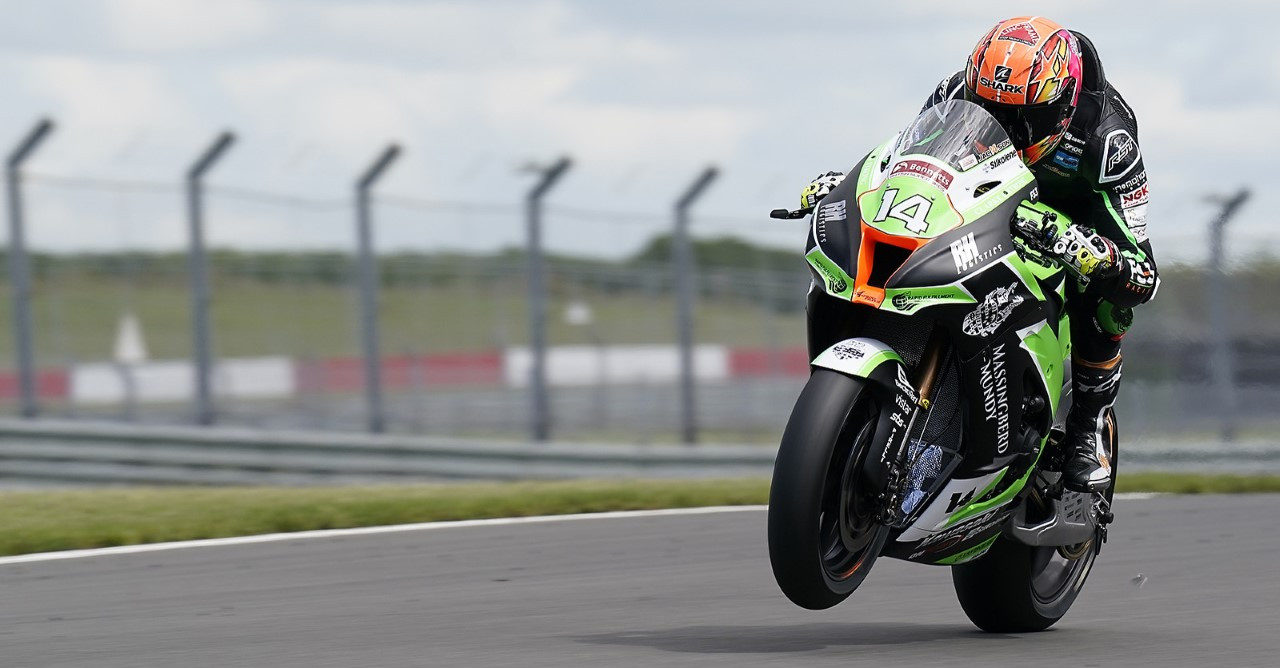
[951,233,1003,274]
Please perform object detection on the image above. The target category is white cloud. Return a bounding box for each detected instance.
[317,1,675,67]
[1120,74,1274,156]
[104,0,273,51]
[0,0,1271,258]
[15,56,202,174]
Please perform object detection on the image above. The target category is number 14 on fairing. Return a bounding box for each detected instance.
[873,188,933,234]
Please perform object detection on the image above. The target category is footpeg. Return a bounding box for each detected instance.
[1005,490,1096,546]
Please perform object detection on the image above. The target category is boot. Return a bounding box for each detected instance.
[1062,355,1121,493]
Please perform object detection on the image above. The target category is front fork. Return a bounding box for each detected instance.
[863,328,948,526]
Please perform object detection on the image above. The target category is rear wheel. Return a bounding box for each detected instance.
[951,411,1118,632]
[768,369,890,610]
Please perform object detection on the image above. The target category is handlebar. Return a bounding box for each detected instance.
[769,207,812,220]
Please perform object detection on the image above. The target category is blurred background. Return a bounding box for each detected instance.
[0,0,1275,483]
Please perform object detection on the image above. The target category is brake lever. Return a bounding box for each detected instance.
[770,207,812,220]
[1010,206,1059,253]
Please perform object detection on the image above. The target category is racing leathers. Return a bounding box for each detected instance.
[924,32,1158,491]
[802,33,1158,492]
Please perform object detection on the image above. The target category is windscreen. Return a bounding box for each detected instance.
[894,99,1015,173]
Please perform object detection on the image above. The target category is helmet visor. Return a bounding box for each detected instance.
[963,88,1074,153]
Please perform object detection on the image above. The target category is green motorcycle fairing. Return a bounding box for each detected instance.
[804,100,1076,565]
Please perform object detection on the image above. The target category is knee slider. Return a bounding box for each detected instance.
[1095,301,1133,339]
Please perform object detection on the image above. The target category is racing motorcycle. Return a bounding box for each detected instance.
[766,99,1116,632]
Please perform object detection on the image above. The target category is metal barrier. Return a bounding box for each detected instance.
[0,419,776,486]
[0,418,1274,487]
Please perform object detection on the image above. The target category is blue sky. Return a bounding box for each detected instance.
[1,0,1274,263]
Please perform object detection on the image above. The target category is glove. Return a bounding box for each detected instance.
[1048,224,1122,284]
[800,171,845,211]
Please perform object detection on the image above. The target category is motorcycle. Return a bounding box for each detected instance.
[766,99,1115,632]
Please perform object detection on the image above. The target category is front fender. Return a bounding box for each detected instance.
[813,337,917,498]
[811,337,906,391]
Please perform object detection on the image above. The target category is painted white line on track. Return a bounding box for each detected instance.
[0,505,769,567]
[0,493,1164,567]
[1114,492,1162,500]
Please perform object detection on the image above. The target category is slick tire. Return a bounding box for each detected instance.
[768,369,889,610]
[951,411,1118,632]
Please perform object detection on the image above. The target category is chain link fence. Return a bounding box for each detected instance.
[1,167,1277,463]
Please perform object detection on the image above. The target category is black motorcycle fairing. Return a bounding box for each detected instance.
[884,181,1036,292]
[805,154,869,284]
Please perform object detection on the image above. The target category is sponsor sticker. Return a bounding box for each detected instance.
[1116,171,1148,193]
[890,159,955,190]
[1124,203,1149,243]
[1100,129,1140,183]
[961,283,1025,338]
[895,365,920,404]
[1059,133,1085,155]
[950,233,1003,274]
[1120,184,1148,208]
[818,200,847,223]
[975,139,1013,162]
[984,150,1017,172]
[908,511,1007,560]
[1052,151,1080,171]
[831,342,866,361]
[890,290,961,314]
[997,22,1040,47]
[979,64,1024,95]
[816,200,846,243]
[979,343,1011,454]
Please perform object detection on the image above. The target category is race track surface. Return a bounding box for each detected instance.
[2,494,1277,667]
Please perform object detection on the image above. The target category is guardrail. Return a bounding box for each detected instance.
[0,418,1274,486]
[0,419,777,486]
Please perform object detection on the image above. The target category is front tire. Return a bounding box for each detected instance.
[951,411,1118,632]
[768,369,890,610]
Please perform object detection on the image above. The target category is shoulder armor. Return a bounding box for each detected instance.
[1083,84,1142,186]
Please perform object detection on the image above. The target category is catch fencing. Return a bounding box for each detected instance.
[1,121,1277,477]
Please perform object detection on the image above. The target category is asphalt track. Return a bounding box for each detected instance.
[2,495,1277,667]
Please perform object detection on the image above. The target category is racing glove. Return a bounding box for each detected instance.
[1052,225,1122,283]
[1013,211,1120,284]
[800,171,845,211]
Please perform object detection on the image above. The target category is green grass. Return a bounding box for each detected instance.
[0,478,769,556]
[1,474,1278,557]
[7,276,803,363]
[1116,472,1280,494]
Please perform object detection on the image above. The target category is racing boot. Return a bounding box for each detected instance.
[1062,354,1121,493]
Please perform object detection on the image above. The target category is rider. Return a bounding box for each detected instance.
[801,17,1158,492]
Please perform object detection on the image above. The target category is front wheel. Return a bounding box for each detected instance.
[951,411,1118,632]
[768,369,890,610]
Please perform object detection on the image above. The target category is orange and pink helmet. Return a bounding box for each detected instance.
[964,16,1084,165]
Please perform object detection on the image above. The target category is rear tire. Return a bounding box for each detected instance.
[951,411,1118,631]
[768,369,890,610]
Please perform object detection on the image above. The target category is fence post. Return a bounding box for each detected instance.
[355,144,401,434]
[1206,188,1250,442]
[673,166,718,445]
[525,156,572,442]
[185,131,235,426]
[4,119,54,419]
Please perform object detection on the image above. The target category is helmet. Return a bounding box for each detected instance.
[963,17,1083,165]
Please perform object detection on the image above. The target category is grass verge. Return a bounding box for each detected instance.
[1,473,1277,557]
